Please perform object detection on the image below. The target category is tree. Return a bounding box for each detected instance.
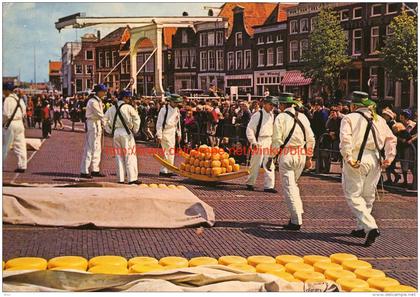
[381,9,417,83]
[302,7,351,99]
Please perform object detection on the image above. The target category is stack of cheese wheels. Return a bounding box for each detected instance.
[179,145,240,177]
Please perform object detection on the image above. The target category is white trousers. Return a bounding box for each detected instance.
[80,120,102,174]
[342,150,381,232]
[246,136,275,189]
[2,120,27,169]
[113,128,138,183]
[278,153,306,225]
[160,128,176,174]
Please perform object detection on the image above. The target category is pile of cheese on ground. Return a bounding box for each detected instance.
[180,145,240,176]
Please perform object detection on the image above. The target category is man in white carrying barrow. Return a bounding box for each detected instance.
[104,90,141,185]
[156,94,183,177]
[340,91,396,247]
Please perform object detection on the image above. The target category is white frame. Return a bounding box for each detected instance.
[86,79,92,90]
[370,26,380,54]
[300,39,308,60]
[290,20,298,34]
[353,7,362,20]
[266,35,273,44]
[258,49,265,67]
[181,30,188,44]
[208,50,215,70]
[182,49,189,69]
[216,31,224,46]
[85,64,93,75]
[75,79,83,92]
[216,50,224,70]
[244,49,252,69]
[85,50,93,60]
[276,33,283,42]
[235,32,243,47]
[310,17,317,32]
[235,51,243,70]
[369,66,378,98]
[105,51,111,68]
[208,31,215,47]
[352,29,362,56]
[386,3,399,14]
[227,51,234,70]
[200,51,207,71]
[75,64,83,74]
[371,4,382,17]
[276,47,283,65]
[266,48,274,66]
[190,49,196,68]
[98,52,103,68]
[200,32,208,47]
[384,71,395,99]
[300,18,309,33]
[111,51,116,67]
[257,36,264,44]
[290,40,299,62]
[340,9,349,21]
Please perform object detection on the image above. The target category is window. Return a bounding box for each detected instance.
[352,29,362,55]
[276,33,283,42]
[182,49,190,69]
[85,50,93,60]
[369,66,378,97]
[300,39,308,60]
[340,9,349,21]
[200,51,207,71]
[386,25,395,36]
[216,50,224,70]
[300,18,309,33]
[98,52,103,68]
[208,32,215,46]
[208,50,215,70]
[216,31,224,46]
[235,32,243,47]
[384,72,395,98]
[175,50,182,69]
[244,50,251,69]
[200,32,208,47]
[276,47,283,65]
[121,59,127,74]
[235,51,243,70]
[86,79,92,90]
[267,35,273,43]
[145,54,154,72]
[257,36,264,44]
[290,41,299,62]
[111,51,116,67]
[190,49,196,68]
[75,64,82,74]
[227,52,234,70]
[310,17,317,32]
[290,20,298,34]
[371,4,382,17]
[137,53,144,71]
[182,31,188,43]
[75,79,83,92]
[258,49,265,67]
[353,7,362,19]
[386,3,398,14]
[105,52,111,67]
[86,65,93,75]
[370,26,380,53]
[267,48,274,66]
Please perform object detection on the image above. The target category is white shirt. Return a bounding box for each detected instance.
[104,101,141,135]
[3,93,26,123]
[246,108,274,145]
[85,96,104,121]
[156,104,181,139]
[272,106,315,155]
[339,107,397,162]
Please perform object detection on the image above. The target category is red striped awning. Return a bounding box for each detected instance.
[280,71,312,86]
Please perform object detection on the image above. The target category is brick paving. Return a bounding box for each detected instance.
[3,120,418,288]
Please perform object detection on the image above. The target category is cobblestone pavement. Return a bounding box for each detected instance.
[3,121,418,287]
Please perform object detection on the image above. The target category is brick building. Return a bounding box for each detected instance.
[72,33,98,94]
[48,61,62,91]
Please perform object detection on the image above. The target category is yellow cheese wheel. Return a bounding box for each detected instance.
[158,184,168,188]
[247,255,276,267]
[129,263,164,273]
[222,153,229,160]
[204,160,210,168]
[198,145,209,153]
[383,285,417,292]
[233,164,240,172]
[48,256,88,270]
[354,268,385,280]
[88,265,129,274]
[212,167,222,176]
[367,277,400,291]
[211,153,220,161]
[149,184,158,188]
[294,271,325,282]
[200,167,207,175]
[276,255,304,265]
[285,262,314,274]
[159,257,188,268]
[255,263,285,273]
[341,260,372,272]
[6,267,44,271]
[189,257,218,267]
[324,269,356,281]
[180,163,186,171]
[128,257,158,267]
[313,262,343,273]
[199,153,206,161]
[199,160,204,167]
[139,184,149,188]
[221,159,229,168]
[228,157,236,165]
[49,267,86,271]
[221,167,227,174]
[268,271,296,282]
[337,277,369,292]
[218,256,247,266]
[194,159,200,167]
[177,185,186,189]
[185,164,191,172]
[303,255,331,266]
[88,256,127,268]
[351,287,381,292]
[167,185,177,189]
[228,263,256,272]
[205,153,212,160]
[330,253,358,264]
[189,157,195,165]
[6,257,47,270]
[206,168,212,176]
[226,165,233,173]
[211,160,222,168]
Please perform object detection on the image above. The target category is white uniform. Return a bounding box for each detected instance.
[246,109,275,188]
[340,107,397,232]
[3,93,27,169]
[156,104,181,174]
[80,96,104,174]
[271,107,315,225]
[104,101,141,183]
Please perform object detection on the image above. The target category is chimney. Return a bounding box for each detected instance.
[97,30,101,40]
[182,11,189,16]
[233,5,245,26]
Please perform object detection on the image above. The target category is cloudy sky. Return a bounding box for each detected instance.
[2,2,218,82]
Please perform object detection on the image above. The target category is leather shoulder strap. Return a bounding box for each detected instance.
[112,103,131,136]
[4,96,23,129]
[255,110,263,142]
[354,111,382,162]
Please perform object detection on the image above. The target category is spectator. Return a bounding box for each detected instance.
[53,102,64,130]
[26,97,34,128]
[41,101,52,139]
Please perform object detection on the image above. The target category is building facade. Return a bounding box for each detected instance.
[72,33,98,94]
[61,41,81,97]
[48,61,62,91]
